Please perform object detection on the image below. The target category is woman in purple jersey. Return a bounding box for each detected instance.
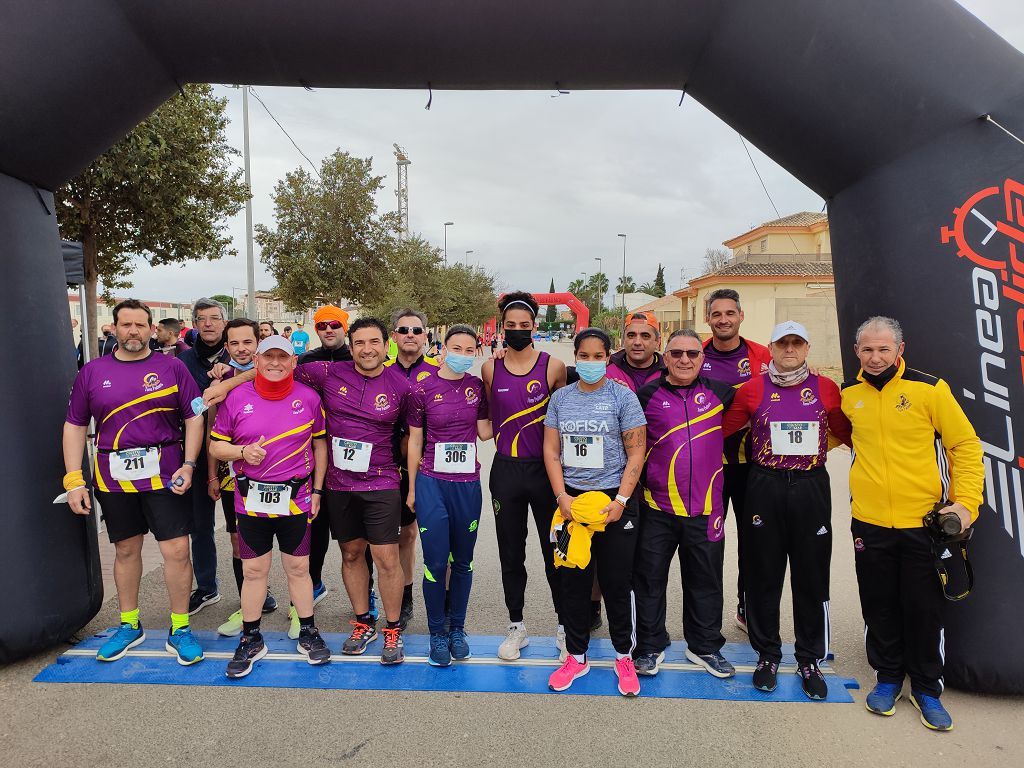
[406,325,492,667]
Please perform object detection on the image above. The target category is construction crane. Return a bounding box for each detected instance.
[393,143,411,240]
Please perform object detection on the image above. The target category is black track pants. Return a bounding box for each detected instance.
[722,462,751,615]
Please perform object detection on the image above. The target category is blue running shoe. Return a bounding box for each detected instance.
[449,628,471,661]
[96,623,145,662]
[911,692,953,731]
[312,582,328,606]
[865,682,902,716]
[367,589,379,622]
[428,632,452,667]
[165,627,204,666]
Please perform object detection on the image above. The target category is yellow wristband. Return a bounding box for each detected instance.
[63,470,86,491]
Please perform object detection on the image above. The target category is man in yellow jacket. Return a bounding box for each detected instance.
[841,316,983,732]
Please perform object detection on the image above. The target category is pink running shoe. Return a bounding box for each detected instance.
[548,655,590,691]
[615,656,640,697]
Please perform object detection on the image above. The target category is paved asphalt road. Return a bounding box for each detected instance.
[2,342,1021,767]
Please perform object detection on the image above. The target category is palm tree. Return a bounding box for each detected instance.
[638,281,658,295]
[616,275,636,293]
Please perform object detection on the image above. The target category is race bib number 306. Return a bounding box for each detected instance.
[109,447,161,481]
[769,421,820,456]
[433,442,476,474]
[332,437,373,473]
[562,434,604,469]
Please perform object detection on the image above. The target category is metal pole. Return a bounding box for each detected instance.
[618,233,627,323]
[594,257,603,310]
[242,86,256,320]
[443,221,454,264]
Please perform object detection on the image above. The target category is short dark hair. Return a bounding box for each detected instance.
[348,317,388,343]
[573,327,611,354]
[444,324,478,345]
[283,325,292,333]
[705,288,741,315]
[224,317,259,341]
[158,317,181,334]
[259,320,275,329]
[391,307,428,329]
[112,299,152,325]
[499,291,538,319]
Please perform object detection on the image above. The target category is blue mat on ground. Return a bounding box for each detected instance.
[35,629,859,702]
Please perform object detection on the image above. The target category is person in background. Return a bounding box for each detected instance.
[156,318,189,357]
[99,324,118,356]
[291,323,311,354]
[282,326,293,341]
[258,321,276,340]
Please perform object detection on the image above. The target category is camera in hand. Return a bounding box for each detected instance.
[923,501,963,542]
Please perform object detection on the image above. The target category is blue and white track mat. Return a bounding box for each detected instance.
[36,629,859,702]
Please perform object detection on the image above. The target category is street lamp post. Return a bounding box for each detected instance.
[593,257,603,311]
[443,221,454,264]
[241,86,256,320]
[617,233,627,323]
[465,249,474,265]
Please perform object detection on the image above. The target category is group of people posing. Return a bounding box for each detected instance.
[61,287,982,731]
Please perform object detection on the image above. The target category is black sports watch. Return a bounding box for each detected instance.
[312,488,324,496]
[183,460,198,469]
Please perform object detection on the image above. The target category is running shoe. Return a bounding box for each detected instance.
[555,624,567,662]
[615,656,640,697]
[341,620,378,655]
[96,623,145,662]
[685,648,736,679]
[633,651,665,677]
[399,597,414,630]
[217,610,244,637]
[734,611,748,634]
[367,589,379,622]
[187,589,221,616]
[548,656,589,691]
[312,582,328,606]
[752,656,779,692]
[297,628,331,665]
[497,622,529,661]
[911,692,953,731]
[380,626,405,665]
[428,632,452,667]
[262,590,278,614]
[225,634,267,678]
[797,662,828,700]
[287,605,300,640]
[165,626,204,666]
[865,682,903,716]
[448,628,471,660]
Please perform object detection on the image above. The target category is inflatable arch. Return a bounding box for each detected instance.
[484,292,591,338]
[2,0,1024,691]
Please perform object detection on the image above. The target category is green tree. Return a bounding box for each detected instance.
[545,278,557,324]
[211,293,235,317]
[654,264,667,296]
[257,150,401,311]
[56,84,249,357]
[586,272,609,310]
[616,275,636,293]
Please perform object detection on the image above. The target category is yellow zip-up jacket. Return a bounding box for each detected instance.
[841,359,984,529]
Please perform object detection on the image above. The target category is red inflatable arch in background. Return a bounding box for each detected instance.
[483,292,590,339]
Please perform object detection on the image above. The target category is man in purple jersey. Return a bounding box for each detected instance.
[406,325,492,666]
[632,329,737,679]
[210,335,331,678]
[62,299,205,666]
[700,288,772,633]
[384,307,441,628]
[608,311,665,391]
[202,317,413,665]
[482,291,568,661]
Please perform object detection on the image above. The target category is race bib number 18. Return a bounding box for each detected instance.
[332,437,373,473]
[769,421,819,456]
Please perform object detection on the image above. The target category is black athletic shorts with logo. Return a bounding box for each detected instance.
[326,488,402,545]
[236,513,311,559]
[97,489,191,544]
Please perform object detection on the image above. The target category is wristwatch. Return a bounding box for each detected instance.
[614,494,630,507]
[312,488,324,496]
[183,460,198,469]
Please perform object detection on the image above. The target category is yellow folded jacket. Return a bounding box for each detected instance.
[550,491,612,569]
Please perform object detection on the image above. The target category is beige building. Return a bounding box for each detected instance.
[631,293,685,336]
[674,212,840,367]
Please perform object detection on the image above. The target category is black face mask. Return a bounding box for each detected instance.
[504,329,533,351]
[862,362,898,390]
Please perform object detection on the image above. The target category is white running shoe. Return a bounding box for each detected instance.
[497,622,530,660]
[217,609,243,637]
[555,624,568,662]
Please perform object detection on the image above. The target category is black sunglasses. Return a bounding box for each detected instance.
[666,348,702,360]
[395,326,425,335]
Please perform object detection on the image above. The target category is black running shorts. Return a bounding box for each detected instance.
[236,513,311,559]
[97,489,191,544]
[220,490,237,533]
[326,488,402,545]
[399,468,415,527]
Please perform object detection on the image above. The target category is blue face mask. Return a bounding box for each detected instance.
[229,359,254,371]
[576,360,607,384]
[446,352,475,374]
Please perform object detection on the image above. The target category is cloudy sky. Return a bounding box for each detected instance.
[118,0,1024,305]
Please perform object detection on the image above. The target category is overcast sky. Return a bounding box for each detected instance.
[117,1,1024,305]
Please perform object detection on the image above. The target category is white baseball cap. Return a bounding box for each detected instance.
[256,335,295,355]
[770,320,810,343]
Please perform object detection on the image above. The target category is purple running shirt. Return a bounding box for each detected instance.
[407,372,489,482]
[490,352,551,459]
